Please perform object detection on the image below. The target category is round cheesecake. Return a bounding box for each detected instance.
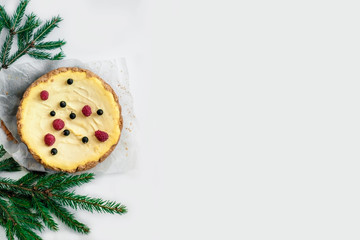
[16,67,122,172]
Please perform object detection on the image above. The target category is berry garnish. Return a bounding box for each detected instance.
[63,129,70,136]
[40,90,49,100]
[44,133,55,146]
[53,119,65,130]
[50,110,56,116]
[82,105,92,117]
[60,101,66,108]
[82,136,89,143]
[95,130,109,142]
[67,78,73,85]
[69,112,76,119]
[51,148,58,155]
[97,109,103,115]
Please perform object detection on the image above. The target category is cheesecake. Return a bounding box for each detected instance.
[16,67,122,172]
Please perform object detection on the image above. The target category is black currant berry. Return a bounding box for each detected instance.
[97,109,103,115]
[60,101,66,108]
[51,148,58,155]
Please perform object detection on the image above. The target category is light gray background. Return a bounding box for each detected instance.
[1,0,360,239]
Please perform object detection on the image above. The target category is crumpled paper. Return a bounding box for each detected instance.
[0,58,136,174]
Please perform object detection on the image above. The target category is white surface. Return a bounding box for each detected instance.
[0,0,360,239]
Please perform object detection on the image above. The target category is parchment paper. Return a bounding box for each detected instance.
[0,58,136,174]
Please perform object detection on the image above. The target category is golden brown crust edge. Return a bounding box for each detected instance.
[16,67,123,173]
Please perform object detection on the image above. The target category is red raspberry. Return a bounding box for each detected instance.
[53,119,65,130]
[40,90,49,100]
[82,105,92,117]
[95,130,109,142]
[44,133,55,146]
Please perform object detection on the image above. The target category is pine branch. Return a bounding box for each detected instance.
[16,13,40,35]
[0,171,127,239]
[34,40,65,50]
[0,158,21,172]
[47,199,89,234]
[16,172,45,186]
[0,33,14,68]
[17,13,41,49]
[51,191,127,215]
[27,50,51,60]
[35,172,67,189]
[0,1,65,70]
[32,196,58,231]
[48,173,94,191]
[11,0,29,30]
[0,5,11,29]
[0,145,6,158]
[32,16,62,43]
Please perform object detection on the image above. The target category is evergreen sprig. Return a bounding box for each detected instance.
[0,157,127,239]
[0,0,65,70]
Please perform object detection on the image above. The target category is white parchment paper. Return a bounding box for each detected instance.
[0,58,136,174]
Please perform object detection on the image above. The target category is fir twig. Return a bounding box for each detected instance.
[0,163,127,239]
[0,158,21,172]
[0,0,65,70]
[0,145,6,158]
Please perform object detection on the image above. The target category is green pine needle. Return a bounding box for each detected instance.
[33,197,58,231]
[27,50,52,60]
[0,5,11,29]
[0,34,14,66]
[0,0,65,70]
[0,145,6,158]
[51,191,127,215]
[16,172,46,186]
[32,16,62,43]
[47,200,90,234]
[0,164,127,239]
[34,40,66,50]
[11,0,29,29]
[0,158,21,172]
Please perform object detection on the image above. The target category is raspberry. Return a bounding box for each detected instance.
[44,134,55,146]
[82,105,92,117]
[53,119,65,130]
[95,130,109,142]
[40,90,49,100]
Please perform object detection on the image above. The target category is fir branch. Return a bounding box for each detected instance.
[52,51,65,60]
[14,223,42,240]
[16,172,45,186]
[34,40,65,50]
[0,1,65,69]
[47,199,90,234]
[0,21,4,35]
[0,5,11,29]
[32,196,58,231]
[0,145,6,158]
[6,46,28,66]
[48,173,94,191]
[51,191,127,215]
[0,33,14,68]
[0,158,21,172]
[32,16,62,43]
[27,50,51,60]
[11,0,29,30]
[16,13,41,50]
[5,220,14,240]
[35,172,67,189]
